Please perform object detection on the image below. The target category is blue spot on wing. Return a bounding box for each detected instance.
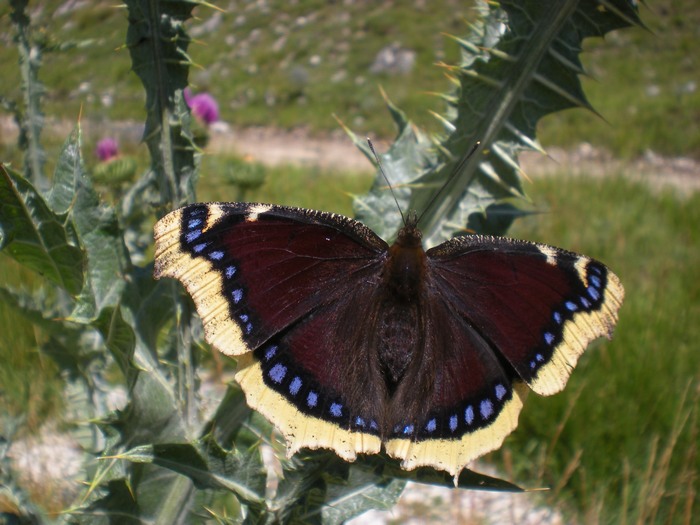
[587,286,600,301]
[449,415,458,432]
[192,242,209,253]
[307,391,318,408]
[330,403,343,417]
[264,346,277,361]
[269,364,286,384]
[289,377,302,395]
[495,384,507,400]
[480,399,494,420]
[185,230,201,243]
[465,406,474,425]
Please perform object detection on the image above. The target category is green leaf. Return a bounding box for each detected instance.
[204,386,255,448]
[124,270,180,359]
[384,462,523,492]
[350,94,437,243]
[48,128,86,215]
[124,0,198,208]
[465,202,534,236]
[93,306,136,377]
[0,163,85,294]
[353,0,643,246]
[77,479,142,525]
[320,466,405,524]
[341,454,522,492]
[51,127,131,323]
[120,439,267,504]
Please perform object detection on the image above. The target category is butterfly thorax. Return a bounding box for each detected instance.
[384,222,425,300]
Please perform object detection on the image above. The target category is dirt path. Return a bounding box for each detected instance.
[2,117,699,194]
[207,124,700,195]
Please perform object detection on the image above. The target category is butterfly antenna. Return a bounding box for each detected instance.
[367,138,406,226]
[416,141,480,226]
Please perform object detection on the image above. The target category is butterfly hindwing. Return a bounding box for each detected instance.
[385,291,528,477]
[234,289,391,460]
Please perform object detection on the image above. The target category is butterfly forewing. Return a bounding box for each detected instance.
[154,203,388,355]
[426,235,624,396]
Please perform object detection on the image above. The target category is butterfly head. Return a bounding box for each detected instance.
[395,210,422,249]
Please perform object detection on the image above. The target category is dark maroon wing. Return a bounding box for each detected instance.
[385,234,623,477]
[153,203,389,459]
[154,203,388,353]
[425,235,624,397]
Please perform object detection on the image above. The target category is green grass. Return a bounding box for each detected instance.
[197,154,373,213]
[1,1,698,160]
[502,175,699,522]
[0,260,64,433]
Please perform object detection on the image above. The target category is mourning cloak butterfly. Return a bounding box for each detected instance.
[153,202,624,479]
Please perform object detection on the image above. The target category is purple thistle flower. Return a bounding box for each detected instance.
[185,89,219,125]
[96,138,119,162]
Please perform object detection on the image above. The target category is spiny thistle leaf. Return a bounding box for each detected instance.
[0,164,85,295]
[50,127,132,323]
[346,95,437,243]
[120,439,267,504]
[353,0,643,247]
[319,467,406,525]
[124,0,199,209]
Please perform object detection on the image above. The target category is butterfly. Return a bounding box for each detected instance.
[153,201,624,479]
